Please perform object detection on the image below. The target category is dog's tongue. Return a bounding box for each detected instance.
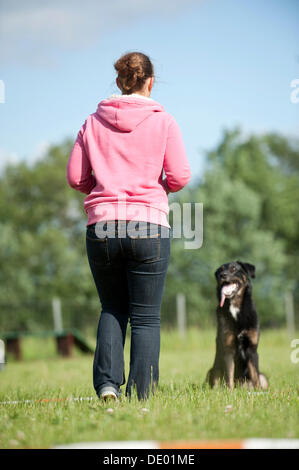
[220,283,237,308]
[220,292,226,308]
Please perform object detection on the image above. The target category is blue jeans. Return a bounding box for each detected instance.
[86,220,171,400]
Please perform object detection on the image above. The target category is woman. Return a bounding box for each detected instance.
[67,51,191,400]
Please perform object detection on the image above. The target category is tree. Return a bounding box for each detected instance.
[164,129,298,327]
[0,129,298,332]
[0,140,99,332]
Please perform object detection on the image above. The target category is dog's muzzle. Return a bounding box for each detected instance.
[219,281,240,307]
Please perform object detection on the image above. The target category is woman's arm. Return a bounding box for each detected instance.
[163,116,191,193]
[66,123,96,194]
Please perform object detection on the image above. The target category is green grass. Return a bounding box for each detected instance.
[0,329,298,448]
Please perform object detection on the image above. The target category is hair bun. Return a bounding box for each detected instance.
[114,52,154,94]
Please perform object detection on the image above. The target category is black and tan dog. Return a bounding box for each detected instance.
[206,261,268,390]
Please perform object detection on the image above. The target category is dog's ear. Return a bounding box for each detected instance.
[214,268,220,279]
[237,261,256,278]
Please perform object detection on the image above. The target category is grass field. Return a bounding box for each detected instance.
[0,328,298,449]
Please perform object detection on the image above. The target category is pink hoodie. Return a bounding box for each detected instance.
[67,94,191,228]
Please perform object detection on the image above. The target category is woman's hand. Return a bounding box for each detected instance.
[162,178,171,195]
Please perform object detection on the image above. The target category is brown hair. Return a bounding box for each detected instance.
[114,52,154,95]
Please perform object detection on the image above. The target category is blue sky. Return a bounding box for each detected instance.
[1,0,298,179]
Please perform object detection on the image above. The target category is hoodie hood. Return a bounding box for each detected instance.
[96,95,165,132]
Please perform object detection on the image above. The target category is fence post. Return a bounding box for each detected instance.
[285,290,295,339]
[52,297,63,333]
[176,293,186,339]
[0,339,5,370]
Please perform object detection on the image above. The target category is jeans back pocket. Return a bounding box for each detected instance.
[86,225,110,266]
[128,223,161,263]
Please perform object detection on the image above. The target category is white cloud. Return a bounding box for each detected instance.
[28,140,51,166]
[0,140,50,173]
[0,147,20,174]
[0,0,198,67]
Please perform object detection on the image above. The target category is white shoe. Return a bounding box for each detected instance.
[101,390,118,401]
[99,386,120,402]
